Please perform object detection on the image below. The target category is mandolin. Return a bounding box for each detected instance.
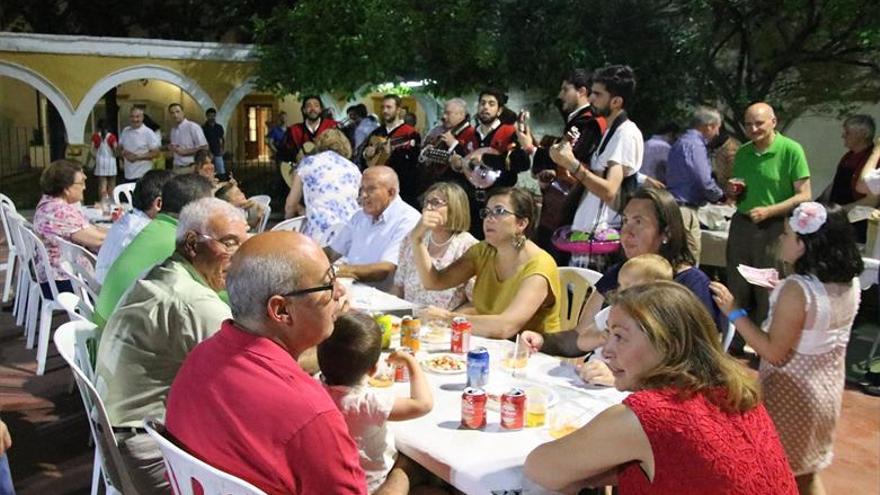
[365,133,418,168]
[418,120,472,173]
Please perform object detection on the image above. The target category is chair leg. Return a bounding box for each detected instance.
[90,449,101,495]
[1,253,13,303]
[13,267,28,325]
[25,285,40,348]
[35,302,52,375]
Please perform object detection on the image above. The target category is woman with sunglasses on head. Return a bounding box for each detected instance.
[411,187,561,338]
[710,202,863,495]
[393,182,478,310]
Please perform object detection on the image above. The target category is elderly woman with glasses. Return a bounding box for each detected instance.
[32,159,107,298]
[392,182,478,310]
[411,186,561,338]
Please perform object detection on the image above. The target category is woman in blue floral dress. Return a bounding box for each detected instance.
[284,129,361,244]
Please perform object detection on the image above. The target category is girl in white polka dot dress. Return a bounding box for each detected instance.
[711,202,863,495]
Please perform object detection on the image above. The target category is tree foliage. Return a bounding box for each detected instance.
[254,0,879,135]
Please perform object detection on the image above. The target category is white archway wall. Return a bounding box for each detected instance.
[216,79,257,130]
[71,64,217,144]
[0,61,77,139]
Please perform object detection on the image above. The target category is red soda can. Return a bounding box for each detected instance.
[461,387,487,429]
[394,347,413,383]
[500,387,526,430]
[111,206,124,222]
[450,316,471,354]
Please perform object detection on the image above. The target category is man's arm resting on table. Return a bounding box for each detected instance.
[337,262,396,283]
[539,330,584,357]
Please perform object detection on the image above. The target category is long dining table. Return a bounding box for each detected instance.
[349,282,627,494]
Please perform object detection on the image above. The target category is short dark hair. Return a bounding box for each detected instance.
[626,187,695,267]
[193,149,213,165]
[40,159,83,197]
[383,94,402,108]
[347,103,368,119]
[487,187,538,237]
[479,88,508,107]
[300,95,324,112]
[160,174,214,215]
[206,108,217,115]
[563,69,593,92]
[167,103,183,112]
[131,170,173,212]
[793,203,864,283]
[592,65,637,109]
[317,313,383,387]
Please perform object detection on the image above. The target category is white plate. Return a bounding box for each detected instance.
[421,353,466,374]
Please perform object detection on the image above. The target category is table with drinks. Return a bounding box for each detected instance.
[365,311,628,495]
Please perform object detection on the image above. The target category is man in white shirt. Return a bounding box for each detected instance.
[94,170,173,283]
[168,103,209,174]
[119,107,161,181]
[326,166,420,291]
[553,65,644,234]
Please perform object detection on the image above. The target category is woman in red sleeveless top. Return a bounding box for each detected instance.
[525,281,797,494]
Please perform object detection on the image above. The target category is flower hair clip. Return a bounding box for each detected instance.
[789,202,827,235]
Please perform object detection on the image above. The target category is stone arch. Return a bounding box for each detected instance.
[71,64,217,144]
[216,78,257,131]
[0,60,77,138]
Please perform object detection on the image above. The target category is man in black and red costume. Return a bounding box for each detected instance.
[362,94,422,208]
[287,95,339,156]
[451,88,530,238]
[521,69,607,263]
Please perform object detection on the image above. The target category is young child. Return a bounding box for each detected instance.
[576,254,674,385]
[318,313,434,494]
[711,202,863,495]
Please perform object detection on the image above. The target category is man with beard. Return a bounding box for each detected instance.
[288,95,339,158]
[451,88,530,238]
[520,69,607,263]
[552,65,644,267]
[362,94,422,207]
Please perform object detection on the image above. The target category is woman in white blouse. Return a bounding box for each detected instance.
[392,182,477,310]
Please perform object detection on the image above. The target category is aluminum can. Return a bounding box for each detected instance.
[466,347,490,388]
[500,388,526,430]
[394,347,413,383]
[450,316,471,354]
[461,387,487,429]
[401,316,421,352]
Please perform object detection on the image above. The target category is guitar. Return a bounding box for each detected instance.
[460,147,503,189]
[418,120,472,174]
[365,133,419,168]
[279,141,317,187]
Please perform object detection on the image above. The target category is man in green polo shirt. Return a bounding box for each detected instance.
[92,173,214,327]
[725,102,811,330]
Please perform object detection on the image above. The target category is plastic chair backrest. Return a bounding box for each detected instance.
[57,291,94,324]
[143,418,268,495]
[19,226,64,301]
[558,267,598,331]
[54,235,100,303]
[112,183,136,206]
[54,321,141,494]
[270,216,305,232]
[0,194,17,252]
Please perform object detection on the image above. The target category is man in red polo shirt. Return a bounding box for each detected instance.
[166,231,366,494]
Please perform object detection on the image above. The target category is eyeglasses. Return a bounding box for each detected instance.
[72,180,86,187]
[282,265,338,299]
[423,197,448,209]
[197,233,242,253]
[479,205,517,220]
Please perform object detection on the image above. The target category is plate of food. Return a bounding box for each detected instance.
[421,353,466,374]
[421,320,450,344]
[367,369,394,388]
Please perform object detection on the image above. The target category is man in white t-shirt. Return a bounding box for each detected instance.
[553,65,644,233]
[119,107,161,181]
[168,103,209,174]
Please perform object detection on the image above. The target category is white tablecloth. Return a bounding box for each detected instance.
[348,282,418,315]
[382,337,627,495]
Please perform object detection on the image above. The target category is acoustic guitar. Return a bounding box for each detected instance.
[365,133,418,168]
[279,141,317,187]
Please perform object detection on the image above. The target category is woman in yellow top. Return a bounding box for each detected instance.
[411,187,561,338]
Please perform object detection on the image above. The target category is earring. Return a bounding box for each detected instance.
[512,233,526,250]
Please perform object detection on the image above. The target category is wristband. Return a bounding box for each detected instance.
[728,308,748,323]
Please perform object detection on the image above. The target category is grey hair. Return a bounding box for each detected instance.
[445,98,468,114]
[690,106,722,128]
[844,114,876,141]
[226,251,302,332]
[175,197,247,243]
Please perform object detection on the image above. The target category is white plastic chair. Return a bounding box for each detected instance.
[722,321,736,352]
[4,212,32,329]
[143,418,268,495]
[57,291,94,324]
[249,195,272,233]
[0,194,20,303]
[112,182,136,207]
[54,235,101,305]
[558,267,599,331]
[270,216,305,232]
[54,321,139,495]
[18,226,72,375]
